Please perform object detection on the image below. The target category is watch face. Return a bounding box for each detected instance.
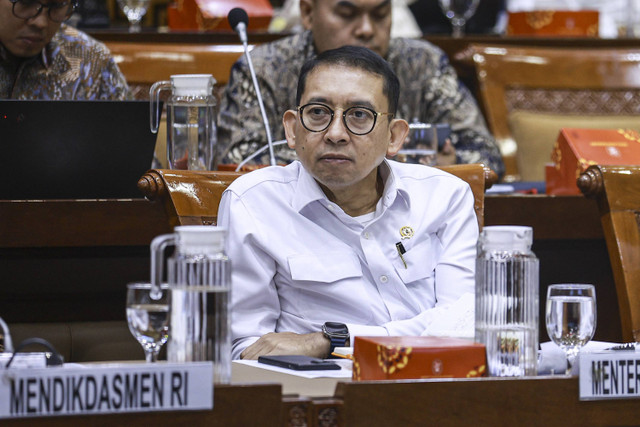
[324,322,348,336]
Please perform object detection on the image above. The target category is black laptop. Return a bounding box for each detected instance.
[0,100,157,200]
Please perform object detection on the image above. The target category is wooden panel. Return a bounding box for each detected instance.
[0,199,170,248]
[336,377,640,427]
[2,384,283,427]
[105,42,247,86]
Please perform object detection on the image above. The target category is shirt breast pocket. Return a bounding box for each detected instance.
[394,237,440,284]
[288,251,362,283]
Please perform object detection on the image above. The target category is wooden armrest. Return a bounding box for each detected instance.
[138,169,243,227]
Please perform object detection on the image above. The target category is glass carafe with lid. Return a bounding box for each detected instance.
[150,74,217,170]
[475,225,539,377]
[151,225,231,383]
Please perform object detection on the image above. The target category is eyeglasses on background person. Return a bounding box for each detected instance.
[298,103,394,136]
[9,0,77,23]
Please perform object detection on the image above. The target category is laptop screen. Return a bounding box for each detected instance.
[0,100,157,200]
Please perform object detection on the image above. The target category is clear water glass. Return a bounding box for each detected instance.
[117,0,150,33]
[126,282,170,363]
[546,284,596,375]
[396,122,438,166]
[438,0,481,38]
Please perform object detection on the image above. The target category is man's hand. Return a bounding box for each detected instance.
[436,139,456,166]
[240,332,331,360]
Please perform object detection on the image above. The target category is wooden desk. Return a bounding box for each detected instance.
[335,376,640,427]
[2,377,638,426]
[0,194,620,343]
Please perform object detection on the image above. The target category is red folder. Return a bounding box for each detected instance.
[168,0,273,32]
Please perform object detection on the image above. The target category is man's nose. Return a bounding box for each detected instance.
[27,9,50,29]
[325,114,350,144]
[354,15,374,39]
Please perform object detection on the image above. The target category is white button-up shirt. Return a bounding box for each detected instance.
[217,160,478,359]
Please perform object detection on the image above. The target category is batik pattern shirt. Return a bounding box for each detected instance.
[0,24,130,100]
[217,30,504,178]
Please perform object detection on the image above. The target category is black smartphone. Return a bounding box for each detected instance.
[257,355,341,371]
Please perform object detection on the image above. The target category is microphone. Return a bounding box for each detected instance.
[227,7,277,167]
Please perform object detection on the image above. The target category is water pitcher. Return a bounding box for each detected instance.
[475,226,539,376]
[150,74,217,170]
[151,226,231,383]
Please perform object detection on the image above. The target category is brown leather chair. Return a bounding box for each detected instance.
[470,45,640,182]
[578,165,640,342]
[138,164,496,230]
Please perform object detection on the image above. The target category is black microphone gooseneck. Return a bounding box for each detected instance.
[228,7,277,167]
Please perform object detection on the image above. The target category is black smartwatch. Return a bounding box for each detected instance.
[322,322,350,357]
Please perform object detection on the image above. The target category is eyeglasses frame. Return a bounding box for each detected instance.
[298,102,394,136]
[9,0,78,23]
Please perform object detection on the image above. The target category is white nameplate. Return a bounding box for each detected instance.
[579,351,640,400]
[0,362,213,418]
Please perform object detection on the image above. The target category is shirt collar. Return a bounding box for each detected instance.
[291,159,411,213]
[292,161,328,212]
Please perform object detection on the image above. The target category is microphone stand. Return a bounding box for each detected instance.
[235,139,288,172]
[237,22,277,167]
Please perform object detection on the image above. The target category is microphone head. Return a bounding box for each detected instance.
[228,7,249,30]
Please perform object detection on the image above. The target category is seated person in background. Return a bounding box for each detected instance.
[0,0,130,99]
[217,45,478,360]
[218,0,504,178]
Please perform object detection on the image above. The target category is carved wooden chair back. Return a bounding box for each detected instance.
[470,44,640,182]
[578,164,640,342]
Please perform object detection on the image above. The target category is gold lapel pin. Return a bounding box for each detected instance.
[399,226,414,240]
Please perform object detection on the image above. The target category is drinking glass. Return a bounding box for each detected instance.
[545,284,596,375]
[438,0,481,38]
[117,0,151,33]
[396,122,438,166]
[126,282,170,363]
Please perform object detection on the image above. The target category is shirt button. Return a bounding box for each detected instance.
[364,232,371,239]
[380,275,388,283]
[327,204,334,210]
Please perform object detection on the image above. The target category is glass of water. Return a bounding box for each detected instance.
[126,282,170,363]
[117,0,151,33]
[396,122,438,166]
[438,0,480,38]
[545,284,597,375]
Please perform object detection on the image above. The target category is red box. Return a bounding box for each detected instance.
[507,10,599,36]
[168,0,273,32]
[546,128,640,195]
[352,336,486,381]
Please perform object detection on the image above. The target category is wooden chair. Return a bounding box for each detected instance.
[137,164,497,230]
[578,165,640,342]
[105,42,248,99]
[470,45,640,182]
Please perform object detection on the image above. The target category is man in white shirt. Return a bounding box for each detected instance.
[217,45,478,360]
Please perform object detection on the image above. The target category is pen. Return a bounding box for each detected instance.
[396,242,407,269]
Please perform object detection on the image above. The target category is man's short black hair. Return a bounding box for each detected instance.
[296,45,400,114]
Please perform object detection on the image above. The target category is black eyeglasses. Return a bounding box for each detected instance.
[298,103,393,136]
[10,0,77,23]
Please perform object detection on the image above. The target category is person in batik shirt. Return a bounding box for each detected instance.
[0,0,130,100]
[217,0,504,179]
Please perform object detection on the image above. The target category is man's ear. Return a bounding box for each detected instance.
[386,118,409,158]
[299,0,314,30]
[283,109,298,149]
